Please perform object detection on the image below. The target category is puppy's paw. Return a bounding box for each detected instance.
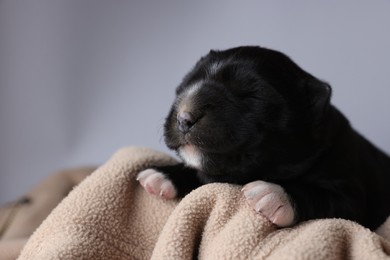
[136,169,177,199]
[242,181,295,227]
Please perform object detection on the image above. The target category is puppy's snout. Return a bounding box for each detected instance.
[177,111,196,133]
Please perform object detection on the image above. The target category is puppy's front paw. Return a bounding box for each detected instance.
[136,169,177,199]
[242,181,295,227]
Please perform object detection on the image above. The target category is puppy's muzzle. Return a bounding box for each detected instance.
[177,111,196,133]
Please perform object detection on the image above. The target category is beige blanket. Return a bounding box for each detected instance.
[17,147,390,259]
[0,167,95,260]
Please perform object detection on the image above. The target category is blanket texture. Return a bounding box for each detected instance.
[17,147,390,259]
[0,167,94,260]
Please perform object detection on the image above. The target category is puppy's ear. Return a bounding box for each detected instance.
[305,77,332,125]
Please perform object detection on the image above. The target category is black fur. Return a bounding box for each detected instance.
[156,46,390,230]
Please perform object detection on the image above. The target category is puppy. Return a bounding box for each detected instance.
[137,46,390,229]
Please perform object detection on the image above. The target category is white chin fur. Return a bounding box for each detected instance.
[179,144,202,170]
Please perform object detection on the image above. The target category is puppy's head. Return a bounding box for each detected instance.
[164,46,332,181]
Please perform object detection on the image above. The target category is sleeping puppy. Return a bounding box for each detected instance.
[137,46,390,230]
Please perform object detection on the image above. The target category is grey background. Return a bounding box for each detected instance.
[1,0,389,204]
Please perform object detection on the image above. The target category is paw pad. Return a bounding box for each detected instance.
[242,180,295,227]
[136,169,177,199]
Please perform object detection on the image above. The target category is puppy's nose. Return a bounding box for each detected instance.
[177,111,196,133]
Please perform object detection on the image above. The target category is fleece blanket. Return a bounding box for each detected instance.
[17,147,390,259]
[0,167,95,260]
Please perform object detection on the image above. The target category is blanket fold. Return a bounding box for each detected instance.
[17,147,390,259]
[0,167,94,260]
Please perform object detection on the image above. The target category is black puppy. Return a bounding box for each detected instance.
[137,46,390,229]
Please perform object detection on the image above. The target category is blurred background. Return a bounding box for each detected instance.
[1,0,389,204]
